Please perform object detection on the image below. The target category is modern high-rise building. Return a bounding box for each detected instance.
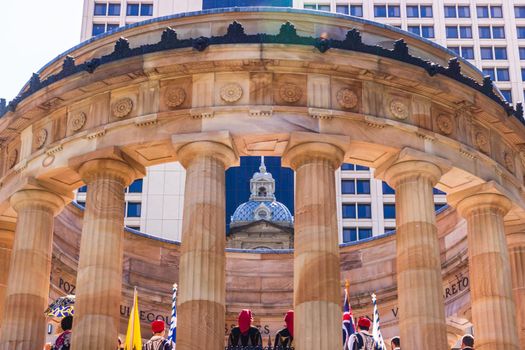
[79,0,525,243]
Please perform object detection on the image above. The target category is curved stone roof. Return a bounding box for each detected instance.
[231,200,293,225]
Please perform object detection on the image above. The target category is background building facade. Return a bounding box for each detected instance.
[80,0,525,243]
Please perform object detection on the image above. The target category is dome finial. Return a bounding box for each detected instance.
[259,156,266,173]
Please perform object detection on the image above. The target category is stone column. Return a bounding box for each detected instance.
[0,222,14,330]
[381,159,448,350]
[283,141,344,350]
[0,189,66,350]
[506,225,525,350]
[71,158,139,350]
[452,191,520,350]
[175,141,236,350]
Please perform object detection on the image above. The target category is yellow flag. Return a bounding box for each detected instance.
[125,287,142,350]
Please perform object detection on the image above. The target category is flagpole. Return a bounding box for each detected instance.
[131,286,136,350]
[168,283,178,342]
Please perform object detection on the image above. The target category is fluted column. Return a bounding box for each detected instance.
[71,159,138,350]
[176,141,236,350]
[453,192,519,350]
[0,189,66,350]
[0,222,14,331]
[506,226,525,349]
[283,142,344,350]
[382,160,448,350]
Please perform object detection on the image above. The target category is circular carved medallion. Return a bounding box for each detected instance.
[70,112,87,131]
[390,100,409,120]
[504,152,515,173]
[8,149,18,169]
[279,83,302,103]
[35,129,48,149]
[42,154,55,168]
[220,83,243,103]
[519,146,525,167]
[112,98,133,118]
[475,132,490,153]
[336,88,358,109]
[165,87,186,108]
[436,114,454,135]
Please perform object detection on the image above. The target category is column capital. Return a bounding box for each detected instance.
[375,148,451,188]
[172,131,238,169]
[10,188,67,216]
[69,147,146,186]
[281,132,348,170]
[448,182,513,218]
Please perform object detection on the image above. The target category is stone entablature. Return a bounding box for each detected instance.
[0,10,523,222]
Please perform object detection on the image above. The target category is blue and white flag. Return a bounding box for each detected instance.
[372,293,386,350]
[342,280,356,349]
[168,283,177,344]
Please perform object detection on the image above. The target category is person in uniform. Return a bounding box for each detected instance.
[44,316,73,350]
[390,336,400,350]
[142,320,173,350]
[274,310,293,349]
[228,309,262,347]
[461,334,474,350]
[347,317,377,350]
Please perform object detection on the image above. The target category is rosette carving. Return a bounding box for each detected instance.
[220,83,243,103]
[165,87,186,108]
[504,152,515,173]
[390,100,409,120]
[112,98,133,118]
[279,83,302,103]
[35,129,48,149]
[70,112,87,131]
[475,132,490,153]
[436,114,454,135]
[336,88,358,109]
[8,149,18,169]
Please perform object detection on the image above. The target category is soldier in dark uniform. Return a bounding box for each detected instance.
[461,334,474,350]
[274,310,293,349]
[347,317,377,350]
[228,309,263,347]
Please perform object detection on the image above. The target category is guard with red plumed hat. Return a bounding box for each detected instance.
[142,320,174,350]
[347,316,378,350]
[274,310,294,348]
[227,309,263,347]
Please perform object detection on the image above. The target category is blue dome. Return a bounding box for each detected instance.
[231,200,293,225]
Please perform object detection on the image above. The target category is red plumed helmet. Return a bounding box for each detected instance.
[357,317,371,329]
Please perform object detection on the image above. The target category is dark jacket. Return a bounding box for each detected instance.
[228,326,262,346]
[274,328,293,349]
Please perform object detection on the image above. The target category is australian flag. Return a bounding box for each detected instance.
[342,285,356,350]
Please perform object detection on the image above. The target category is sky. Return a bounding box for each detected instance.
[0,0,84,102]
